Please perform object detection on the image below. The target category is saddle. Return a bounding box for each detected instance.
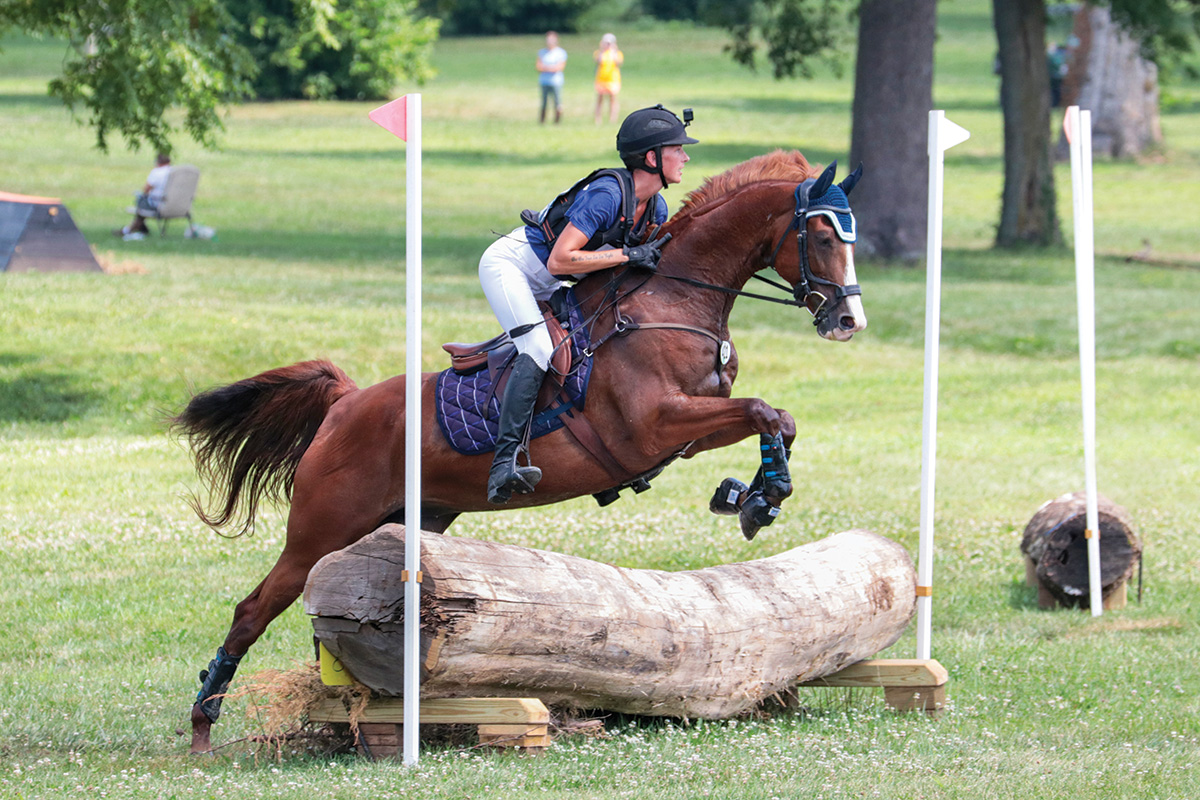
[442,302,571,387]
[433,287,682,505]
[434,290,591,458]
[441,302,573,413]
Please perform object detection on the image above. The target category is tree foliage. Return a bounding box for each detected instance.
[1106,0,1200,67]
[718,0,852,79]
[0,0,254,153]
[725,0,1199,253]
[417,0,592,35]
[233,0,438,101]
[0,0,438,153]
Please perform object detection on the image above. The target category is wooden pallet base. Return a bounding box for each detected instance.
[308,696,552,757]
[798,659,949,714]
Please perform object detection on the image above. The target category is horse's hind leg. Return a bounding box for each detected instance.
[189,549,314,754]
[190,464,400,753]
[190,508,460,752]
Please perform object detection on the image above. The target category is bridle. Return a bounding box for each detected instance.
[654,177,862,331]
[761,179,861,331]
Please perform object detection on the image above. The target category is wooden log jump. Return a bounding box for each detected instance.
[1021,492,1142,610]
[303,526,917,719]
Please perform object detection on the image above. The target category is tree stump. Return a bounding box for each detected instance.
[1021,492,1141,609]
[303,526,917,718]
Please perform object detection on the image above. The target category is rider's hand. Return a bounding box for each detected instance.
[623,232,672,271]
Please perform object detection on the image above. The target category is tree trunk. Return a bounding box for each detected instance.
[993,0,1061,246]
[1021,491,1142,608]
[304,526,917,718]
[1060,6,1163,158]
[848,0,936,261]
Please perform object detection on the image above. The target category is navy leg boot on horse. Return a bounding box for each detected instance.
[190,646,243,753]
[708,433,793,540]
[487,353,546,504]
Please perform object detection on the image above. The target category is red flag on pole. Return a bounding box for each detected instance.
[370,95,409,141]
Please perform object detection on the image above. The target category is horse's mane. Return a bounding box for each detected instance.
[673,150,817,219]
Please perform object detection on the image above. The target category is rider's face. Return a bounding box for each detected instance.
[658,145,690,185]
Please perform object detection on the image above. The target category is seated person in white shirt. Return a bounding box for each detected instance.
[115,153,171,238]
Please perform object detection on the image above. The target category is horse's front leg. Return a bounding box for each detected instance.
[648,395,796,540]
[706,430,794,540]
[651,393,796,452]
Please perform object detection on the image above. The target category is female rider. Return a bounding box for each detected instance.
[478,104,698,504]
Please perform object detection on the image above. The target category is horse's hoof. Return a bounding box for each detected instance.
[189,705,214,755]
[708,477,748,516]
[738,491,779,540]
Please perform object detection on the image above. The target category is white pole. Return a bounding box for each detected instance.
[1064,105,1103,617]
[367,91,423,763]
[402,93,423,763]
[918,111,969,661]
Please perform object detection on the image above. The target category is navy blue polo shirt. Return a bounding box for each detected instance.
[527,174,668,265]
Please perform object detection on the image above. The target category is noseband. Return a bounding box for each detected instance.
[763,180,861,330]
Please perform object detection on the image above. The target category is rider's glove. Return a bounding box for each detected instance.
[623,232,672,272]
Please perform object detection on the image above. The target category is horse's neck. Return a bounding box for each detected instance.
[577,182,791,330]
[661,182,789,295]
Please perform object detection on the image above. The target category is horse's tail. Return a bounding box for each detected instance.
[171,360,358,536]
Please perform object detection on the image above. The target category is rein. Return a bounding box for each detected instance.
[657,272,804,308]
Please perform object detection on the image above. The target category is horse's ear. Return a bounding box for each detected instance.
[839,162,863,197]
[809,160,837,201]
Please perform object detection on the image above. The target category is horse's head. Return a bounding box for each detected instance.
[769,161,867,341]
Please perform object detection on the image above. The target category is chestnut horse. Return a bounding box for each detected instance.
[174,150,866,752]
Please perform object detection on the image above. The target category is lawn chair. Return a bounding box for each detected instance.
[125,165,200,236]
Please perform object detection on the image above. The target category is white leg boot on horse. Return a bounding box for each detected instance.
[487,353,546,504]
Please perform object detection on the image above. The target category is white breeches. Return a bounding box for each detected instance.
[478,228,563,371]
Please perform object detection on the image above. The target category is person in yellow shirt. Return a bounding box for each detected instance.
[593,33,623,125]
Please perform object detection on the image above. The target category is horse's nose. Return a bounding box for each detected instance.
[839,313,858,331]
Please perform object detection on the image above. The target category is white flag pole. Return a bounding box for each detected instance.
[1064,105,1103,617]
[402,92,423,762]
[367,91,423,764]
[918,111,969,661]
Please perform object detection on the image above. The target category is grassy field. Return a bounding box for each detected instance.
[2,0,1198,797]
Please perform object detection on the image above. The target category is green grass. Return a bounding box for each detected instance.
[2,1,1199,797]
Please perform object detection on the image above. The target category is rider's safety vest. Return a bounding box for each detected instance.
[521,168,641,254]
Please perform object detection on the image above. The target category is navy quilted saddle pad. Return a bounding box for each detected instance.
[435,288,593,455]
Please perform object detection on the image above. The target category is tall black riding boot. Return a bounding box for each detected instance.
[487,353,546,504]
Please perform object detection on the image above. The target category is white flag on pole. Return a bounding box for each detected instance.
[917,111,969,662]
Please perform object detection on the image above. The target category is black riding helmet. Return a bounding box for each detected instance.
[616,104,698,189]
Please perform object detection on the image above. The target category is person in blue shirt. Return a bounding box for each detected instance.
[478,105,698,504]
[536,31,568,124]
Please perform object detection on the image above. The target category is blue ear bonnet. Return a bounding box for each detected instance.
[804,183,856,243]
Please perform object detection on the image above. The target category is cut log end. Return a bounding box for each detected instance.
[1020,492,1142,609]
